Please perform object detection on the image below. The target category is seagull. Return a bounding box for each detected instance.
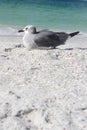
[18,25,79,50]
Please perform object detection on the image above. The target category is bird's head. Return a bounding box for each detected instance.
[18,25,36,34]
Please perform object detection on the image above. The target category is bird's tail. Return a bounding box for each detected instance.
[69,31,79,37]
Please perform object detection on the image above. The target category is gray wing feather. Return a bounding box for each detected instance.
[34,31,61,47]
[55,32,69,43]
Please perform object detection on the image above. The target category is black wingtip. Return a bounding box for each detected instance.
[69,31,79,37]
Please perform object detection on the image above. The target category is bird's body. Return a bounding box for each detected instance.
[35,30,61,48]
[23,32,37,49]
[18,25,79,50]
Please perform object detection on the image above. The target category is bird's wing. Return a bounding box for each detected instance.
[55,32,69,44]
[34,31,60,47]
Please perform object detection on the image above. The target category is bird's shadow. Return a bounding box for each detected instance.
[42,47,87,51]
[4,44,87,52]
[55,47,87,50]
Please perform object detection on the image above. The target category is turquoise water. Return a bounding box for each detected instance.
[0,0,87,31]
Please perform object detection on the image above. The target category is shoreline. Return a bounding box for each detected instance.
[0,24,87,35]
[0,26,87,49]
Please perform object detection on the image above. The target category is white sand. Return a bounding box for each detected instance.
[0,33,87,130]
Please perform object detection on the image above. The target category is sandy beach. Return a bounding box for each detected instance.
[0,30,87,130]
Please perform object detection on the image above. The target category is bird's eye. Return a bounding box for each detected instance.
[26,28,28,30]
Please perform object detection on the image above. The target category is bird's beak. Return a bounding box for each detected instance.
[18,29,24,33]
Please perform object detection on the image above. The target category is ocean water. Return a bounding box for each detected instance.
[0,0,87,32]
